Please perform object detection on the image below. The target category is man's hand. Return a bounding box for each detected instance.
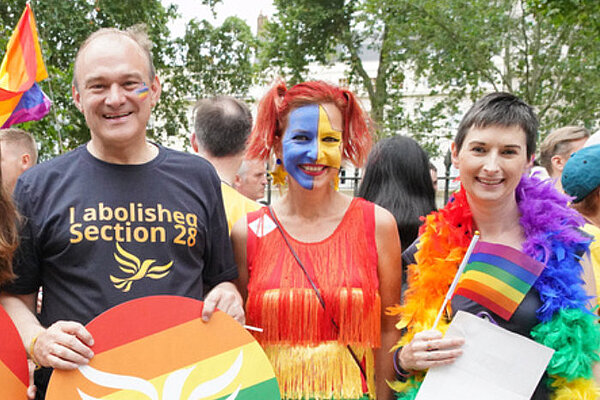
[202,282,245,325]
[32,321,94,370]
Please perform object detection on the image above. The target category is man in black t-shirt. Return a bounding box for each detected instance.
[0,26,244,398]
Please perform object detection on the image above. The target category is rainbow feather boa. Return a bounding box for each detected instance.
[388,175,599,399]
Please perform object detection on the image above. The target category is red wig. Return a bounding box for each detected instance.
[247,80,374,167]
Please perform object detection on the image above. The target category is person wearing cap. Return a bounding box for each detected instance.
[539,126,590,192]
[562,143,600,305]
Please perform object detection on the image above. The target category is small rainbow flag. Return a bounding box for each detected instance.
[135,83,149,99]
[454,241,546,321]
[0,4,51,129]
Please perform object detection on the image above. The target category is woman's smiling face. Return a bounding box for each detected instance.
[281,102,343,190]
[452,125,532,206]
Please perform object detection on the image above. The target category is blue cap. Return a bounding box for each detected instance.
[562,144,600,202]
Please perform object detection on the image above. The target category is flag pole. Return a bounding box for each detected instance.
[432,231,480,329]
[29,0,64,154]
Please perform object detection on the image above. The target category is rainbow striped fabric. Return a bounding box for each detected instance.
[455,241,546,321]
[0,4,51,129]
[0,305,28,398]
[46,296,281,399]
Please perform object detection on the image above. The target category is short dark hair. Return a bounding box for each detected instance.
[193,96,252,157]
[455,92,538,159]
[358,135,436,251]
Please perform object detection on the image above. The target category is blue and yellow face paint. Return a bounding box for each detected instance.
[282,104,342,190]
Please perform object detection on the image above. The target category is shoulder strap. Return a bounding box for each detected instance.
[266,206,368,384]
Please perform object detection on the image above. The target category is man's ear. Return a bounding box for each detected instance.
[72,84,83,112]
[190,133,199,153]
[551,154,566,173]
[20,154,31,170]
[233,174,242,190]
[149,75,161,107]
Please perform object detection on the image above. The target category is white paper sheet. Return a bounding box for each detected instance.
[415,310,554,400]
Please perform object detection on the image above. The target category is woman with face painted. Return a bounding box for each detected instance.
[231,81,402,400]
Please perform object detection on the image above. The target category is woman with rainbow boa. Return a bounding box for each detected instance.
[389,92,599,399]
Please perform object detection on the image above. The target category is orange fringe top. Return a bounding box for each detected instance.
[245,198,381,399]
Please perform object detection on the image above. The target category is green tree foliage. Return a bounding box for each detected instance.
[529,0,600,32]
[178,16,256,98]
[0,0,180,158]
[260,0,600,155]
[396,0,600,146]
[258,0,405,133]
[1,0,256,158]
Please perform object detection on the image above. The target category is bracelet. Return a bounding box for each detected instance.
[393,347,413,378]
[29,331,43,370]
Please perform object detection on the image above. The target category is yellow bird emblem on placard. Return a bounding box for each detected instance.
[110,242,173,292]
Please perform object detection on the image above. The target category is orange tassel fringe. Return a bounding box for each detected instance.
[246,199,381,398]
[265,342,376,399]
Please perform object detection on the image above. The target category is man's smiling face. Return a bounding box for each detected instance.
[72,33,160,148]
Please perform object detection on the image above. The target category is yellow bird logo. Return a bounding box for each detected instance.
[110,242,173,292]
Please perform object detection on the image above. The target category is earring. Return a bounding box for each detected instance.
[270,158,287,186]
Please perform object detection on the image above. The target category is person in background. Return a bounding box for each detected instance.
[358,135,436,293]
[190,96,261,231]
[234,158,268,202]
[232,80,402,399]
[539,126,589,192]
[1,138,36,399]
[390,93,598,399]
[0,129,43,315]
[562,142,600,304]
[0,26,243,399]
[0,145,19,288]
[0,128,38,194]
[428,162,438,192]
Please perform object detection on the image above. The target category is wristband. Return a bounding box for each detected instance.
[29,331,42,370]
[393,347,413,378]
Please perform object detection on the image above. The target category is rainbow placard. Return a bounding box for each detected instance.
[0,304,28,399]
[454,241,546,321]
[46,296,280,399]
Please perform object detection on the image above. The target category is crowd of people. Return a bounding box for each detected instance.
[0,25,599,400]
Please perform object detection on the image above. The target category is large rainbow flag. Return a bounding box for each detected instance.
[0,4,51,129]
[454,241,546,321]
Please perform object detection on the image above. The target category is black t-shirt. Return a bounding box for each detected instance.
[3,144,237,327]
